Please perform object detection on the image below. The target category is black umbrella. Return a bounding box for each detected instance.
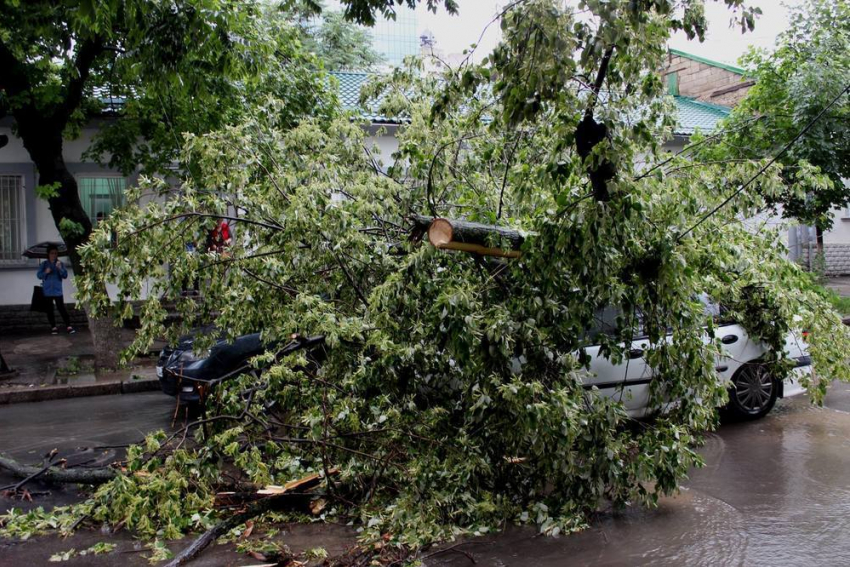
[22,241,69,259]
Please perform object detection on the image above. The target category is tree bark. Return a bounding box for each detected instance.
[576,45,616,202]
[411,215,525,258]
[412,215,525,248]
[86,310,123,370]
[0,454,116,485]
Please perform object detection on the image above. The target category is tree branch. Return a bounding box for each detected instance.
[164,491,315,567]
[0,37,32,99]
[129,212,283,238]
[585,45,614,119]
[0,454,115,485]
[55,35,105,125]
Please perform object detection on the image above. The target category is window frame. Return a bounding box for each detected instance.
[0,173,28,266]
[75,173,128,225]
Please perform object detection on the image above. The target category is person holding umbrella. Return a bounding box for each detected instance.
[36,245,75,334]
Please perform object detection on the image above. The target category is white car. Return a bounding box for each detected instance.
[583,302,811,419]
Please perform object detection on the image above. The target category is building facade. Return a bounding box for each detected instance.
[369,7,419,68]
[662,50,850,276]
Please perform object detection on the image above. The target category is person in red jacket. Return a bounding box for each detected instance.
[206,219,232,254]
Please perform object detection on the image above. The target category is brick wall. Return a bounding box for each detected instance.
[663,54,753,107]
[798,244,850,276]
[0,303,88,334]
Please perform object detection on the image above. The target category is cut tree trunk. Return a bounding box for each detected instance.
[411,215,525,258]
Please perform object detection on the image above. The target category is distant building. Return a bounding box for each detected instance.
[662,49,850,275]
[662,49,754,106]
[370,8,419,67]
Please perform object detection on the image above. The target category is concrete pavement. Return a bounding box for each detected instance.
[0,330,162,404]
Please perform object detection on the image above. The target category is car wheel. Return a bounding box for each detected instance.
[727,362,778,420]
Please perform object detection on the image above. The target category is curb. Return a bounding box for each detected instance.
[0,378,160,405]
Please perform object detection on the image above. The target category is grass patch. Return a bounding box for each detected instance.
[824,287,850,315]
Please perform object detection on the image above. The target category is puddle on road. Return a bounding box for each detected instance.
[430,398,850,567]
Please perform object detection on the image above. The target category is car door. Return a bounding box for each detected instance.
[700,300,754,383]
[583,307,654,418]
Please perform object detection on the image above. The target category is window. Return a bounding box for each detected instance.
[77,176,126,224]
[586,306,648,342]
[0,175,24,262]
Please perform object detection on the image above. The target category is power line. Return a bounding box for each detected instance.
[677,83,850,243]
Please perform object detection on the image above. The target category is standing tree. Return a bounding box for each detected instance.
[0,0,454,367]
[300,10,386,70]
[698,0,850,242]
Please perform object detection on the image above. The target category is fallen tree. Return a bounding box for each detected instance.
[5,1,850,566]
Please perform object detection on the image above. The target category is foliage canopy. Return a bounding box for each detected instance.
[698,0,850,229]
[0,0,438,369]
[4,0,850,562]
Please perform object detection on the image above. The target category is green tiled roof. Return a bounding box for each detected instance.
[672,96,730,135]
[332,71,400,124]
[330,72,731,136]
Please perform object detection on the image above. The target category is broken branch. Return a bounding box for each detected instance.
[164,490,320,567]
[0,454,116,485]
[411,215,525,258]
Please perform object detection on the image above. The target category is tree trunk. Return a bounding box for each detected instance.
[17,117,119,369]
[411,215,525,258]
[86,309,122,371]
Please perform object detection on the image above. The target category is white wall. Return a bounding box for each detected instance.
[823,182,850,244]
[364,125,400,169]
[0,120,134,305]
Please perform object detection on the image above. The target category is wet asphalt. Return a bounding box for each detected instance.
[430,384,850,567]
[0,386,849,565]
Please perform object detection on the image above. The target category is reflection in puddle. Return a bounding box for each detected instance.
[430,398,850,567]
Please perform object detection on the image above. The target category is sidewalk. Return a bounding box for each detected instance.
[0,328,165,404]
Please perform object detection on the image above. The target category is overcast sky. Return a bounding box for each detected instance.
[414,0,804,65]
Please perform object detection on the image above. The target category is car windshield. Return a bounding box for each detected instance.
[697,294,734,324]
[586,306,646,342]
[699,294,720,317]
